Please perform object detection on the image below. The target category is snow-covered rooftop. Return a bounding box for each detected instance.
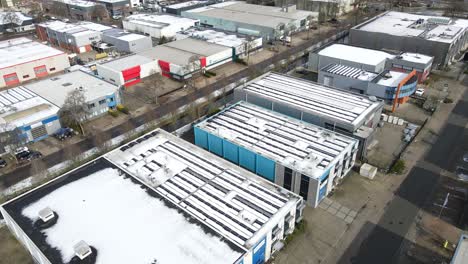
[321,64,378,81]
[25,71,118,107]
[0,87,59,132]
[59,0,97,7]
[237,72,383,130]
[2,129,301,263]
[0,11,32,25]
[177,27,260,48]
[374,71,408,87]
[166,0,206,9]
[196,102,358,179]
[355,11,468,43]
[318,44,394,66]
[0,37,65,70]
[396,52,434,65]
[124,14,198,29]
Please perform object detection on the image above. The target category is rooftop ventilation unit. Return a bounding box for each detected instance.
[73,241,92,260]
[384,72,392,79]
[38,207,55,223]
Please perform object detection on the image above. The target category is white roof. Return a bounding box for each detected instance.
[196,102,358,179]
[318,44,394,66]
[453,235,468,264]
[99,54,154,71]
[124,14,198,29]
[375,71,407,87]
[25,71,119,107]
[398,52,433,64]
[322,64,378,81]
[76,21,112,32]
[178,27,255,48]
[0,37,65,70]
[239,72,383,129]
[3,129,301,264]
[117,33,147,41]
[166,1,205,9]
[0,11,32,25]
[0,87,59,132]
[356,11,468,43]
[58,0,97,7]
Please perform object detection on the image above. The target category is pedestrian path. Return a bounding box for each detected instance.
[319,198,358,224]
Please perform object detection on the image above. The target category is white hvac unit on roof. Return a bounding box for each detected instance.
[73,240,92,260]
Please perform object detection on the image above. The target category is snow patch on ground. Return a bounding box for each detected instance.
[21,167,243,264]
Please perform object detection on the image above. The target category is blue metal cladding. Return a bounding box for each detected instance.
[106,94,117,107]
[239,146,256,172]
[252,237,266,264]
[21,125,32,131]
[318,184,327,202]
[208,133,223,156]
[319,168,331,182]
[194,127,208,149]
[256,155,275,181]
[41,115,59,125]
[223,140,239,164]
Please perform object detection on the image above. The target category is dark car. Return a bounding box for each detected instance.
[0,157,6,168]
[15,150,42,163]
[54,127,74,141]
[456,167,468,182]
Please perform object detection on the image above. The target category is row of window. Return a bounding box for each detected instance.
[87,97,114,109]
[283,167,310,201]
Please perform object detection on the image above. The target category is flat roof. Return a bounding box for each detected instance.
[0,37,65,70]
[238,72,383,129]
[59,0,97,7]
[124,14,198,29]
[397,52,434,64]
[103,28,149,41]
[166,1,206,9]
[164,38,229,56]
[321,64,378,81]
[2,129,300,263]
[0,87,59,132]
[452,234,468,264]
[354,11,468,43]
[0,11,32,25]
[177,27,258,48]
[373,71,407,87]
[318,44,394,66]
[99,54,154,71]
[76,21,112,32]
[196,102,358,179]
[25,71,119,107]
[139,45,196,65]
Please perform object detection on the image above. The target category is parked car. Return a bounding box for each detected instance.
[456,167,468,182]
[0,157,6,168]
[54,127,74,141]
[463,152,468,163]
[15,148,42,163]
[415,88,425,96]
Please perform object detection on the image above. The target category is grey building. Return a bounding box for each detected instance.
[182,1,316,41]
[25,71,121,120]
[349,11,468,67]
[234,72,384,160]
[96,0,131,16]
[162,1,213,15]
[102,28,152,53]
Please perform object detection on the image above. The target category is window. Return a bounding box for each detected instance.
[49,67,56,71]
[88,103,95,109]
[23,74,29,78]
[99,99,106,105]
[299,174,310,200]
[300,19,306,27]
[402,66,413,71]
[283,167,293,191]
[393,64,403,68]
[323,76,333,86]
[108,97,114,102]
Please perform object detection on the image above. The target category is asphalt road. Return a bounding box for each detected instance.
[343,79,468,264]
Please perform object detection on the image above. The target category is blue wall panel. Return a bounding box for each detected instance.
[256,155,275,182]
[319,168,331,182]
[318,184,327,202]
[239,147,256,172]
[252,237,266,264]
[41,115,58,125]
[223,140,239,164]
[208,133,223,156]
[194,127,209,149]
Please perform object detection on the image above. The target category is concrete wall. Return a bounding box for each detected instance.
[101,35,152,53]
[96,64,125,86]
[86,91,120,119]
[123,19,198,39]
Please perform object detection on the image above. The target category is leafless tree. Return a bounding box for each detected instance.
[306,14,314,40]
[3,12,20,32]
[92,129,111,152]
[444,1,467,17]
[30,159,48,184]
[121,119,136,141]
[49,2,69,17]
[59,89,89,135]
[91,4,109,21]
[64,143,81,163]
[243,37,258,65]
[0,124,26,155]
[146,71,164,105]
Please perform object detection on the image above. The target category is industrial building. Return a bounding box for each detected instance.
[182,1,316,40]
[0,37,70,88]
[162,1,213,15]
[452,234,468,264]
[25,71,120,120]
[96,54,158,87]
[296,0,354,16]
[43,0,106,21]
[123,13,199,39]
[101,28,152,53]
[234,72,384,159]
[139,38,232,80]
[96,0,131,17]
[349,11,468,67]
[1,129,303,264]
[0,11,34,33]
[310,44,434,83]
[318,64,418,103]
[194,101,359,207]
[0,87,61,152]
[176,27,263,59]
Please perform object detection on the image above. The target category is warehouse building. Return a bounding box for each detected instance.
[25,71,120,120]
[0,11,34,33]
[96,54,158,87]
[123,13,199,39]
[296,0,354,17]
[96,0,131,17]
[0,87,61,151]
[318,64,418,104]
[44,0,106,21]
[101,28,152,53]
[176,27,263,59]
[182,1,316,40]
[195,101,359,207]
[162,1,213,15]
[349,11,468,67]
[234,72,384,159]
[139,38,232,80]
[1,129,303,264]
[310,44,434,83]
[0,38,70,88]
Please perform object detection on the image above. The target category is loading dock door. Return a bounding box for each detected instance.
[3,73,19,86]
[34,65,48,78]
